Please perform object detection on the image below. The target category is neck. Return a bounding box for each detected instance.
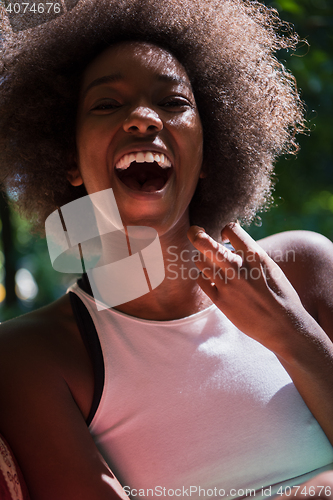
[113,218,212,320]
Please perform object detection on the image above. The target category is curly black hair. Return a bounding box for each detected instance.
[0,0,305,236]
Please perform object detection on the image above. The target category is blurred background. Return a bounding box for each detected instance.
[0,0,332,321]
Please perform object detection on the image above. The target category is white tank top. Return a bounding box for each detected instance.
[69,283,333,499]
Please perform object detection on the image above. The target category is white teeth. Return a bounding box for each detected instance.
[136,152,145,163]
[145,152,154,162]
[115,151,172,170]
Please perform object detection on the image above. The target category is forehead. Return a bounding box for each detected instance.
[81,41,191,90]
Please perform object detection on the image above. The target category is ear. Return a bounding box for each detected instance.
[199,162,207,179]
[67,167,84,186]
[67,153,84,186]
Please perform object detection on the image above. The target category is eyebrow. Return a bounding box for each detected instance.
[157,74,192,90]
[81,72,192,100]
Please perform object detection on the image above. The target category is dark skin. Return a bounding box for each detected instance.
[0,42,332,500]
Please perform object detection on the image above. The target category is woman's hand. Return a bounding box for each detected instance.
[187,222,315,356]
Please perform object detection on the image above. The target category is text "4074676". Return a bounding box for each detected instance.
[5,3,61,14]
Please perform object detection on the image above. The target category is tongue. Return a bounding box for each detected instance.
[141,177,166,192]
[117,161,169,192]
[122,176,166,192]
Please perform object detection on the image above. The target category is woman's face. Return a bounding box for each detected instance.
[74,41,203,235]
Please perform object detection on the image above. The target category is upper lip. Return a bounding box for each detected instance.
[113,145,173,168]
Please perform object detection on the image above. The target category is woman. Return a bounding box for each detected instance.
[0,1,332,499]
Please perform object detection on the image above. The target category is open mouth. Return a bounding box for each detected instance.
[115,151,173,193]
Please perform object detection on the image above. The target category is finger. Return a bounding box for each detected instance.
[195,257,225,283]
[222,224,289,292]
[195,255,249,285]
[221,223,267,261]
[263,260,295,297]
[187,226,243,270]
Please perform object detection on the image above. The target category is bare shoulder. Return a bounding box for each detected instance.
[0,293,75,351]
[0,294,70,377]
[258,229,333,265]
[0,293,94,421]
[0,295,124,499]
[258,230,333,335]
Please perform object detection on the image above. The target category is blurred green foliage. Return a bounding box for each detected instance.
[0,0,332,320]
[0,202,79,320]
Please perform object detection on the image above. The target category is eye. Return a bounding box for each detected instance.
[159,96,193,110]
[90,99,121,112]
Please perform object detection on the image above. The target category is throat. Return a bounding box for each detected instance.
[121,176,167,192]
[116,161,171,192]
[113,269,213,320]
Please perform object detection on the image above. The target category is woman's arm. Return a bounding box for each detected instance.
[0,308,128,500]
[188,223,333,446]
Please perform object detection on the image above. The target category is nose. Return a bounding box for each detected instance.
[123,106,163,134]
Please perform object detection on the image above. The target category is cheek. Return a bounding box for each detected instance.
[75,125,113,191]
[76,120,110,165]
[177,121,204,197]
[173,113,203,155]
[184,112,203,149]
[182,118,203,167]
